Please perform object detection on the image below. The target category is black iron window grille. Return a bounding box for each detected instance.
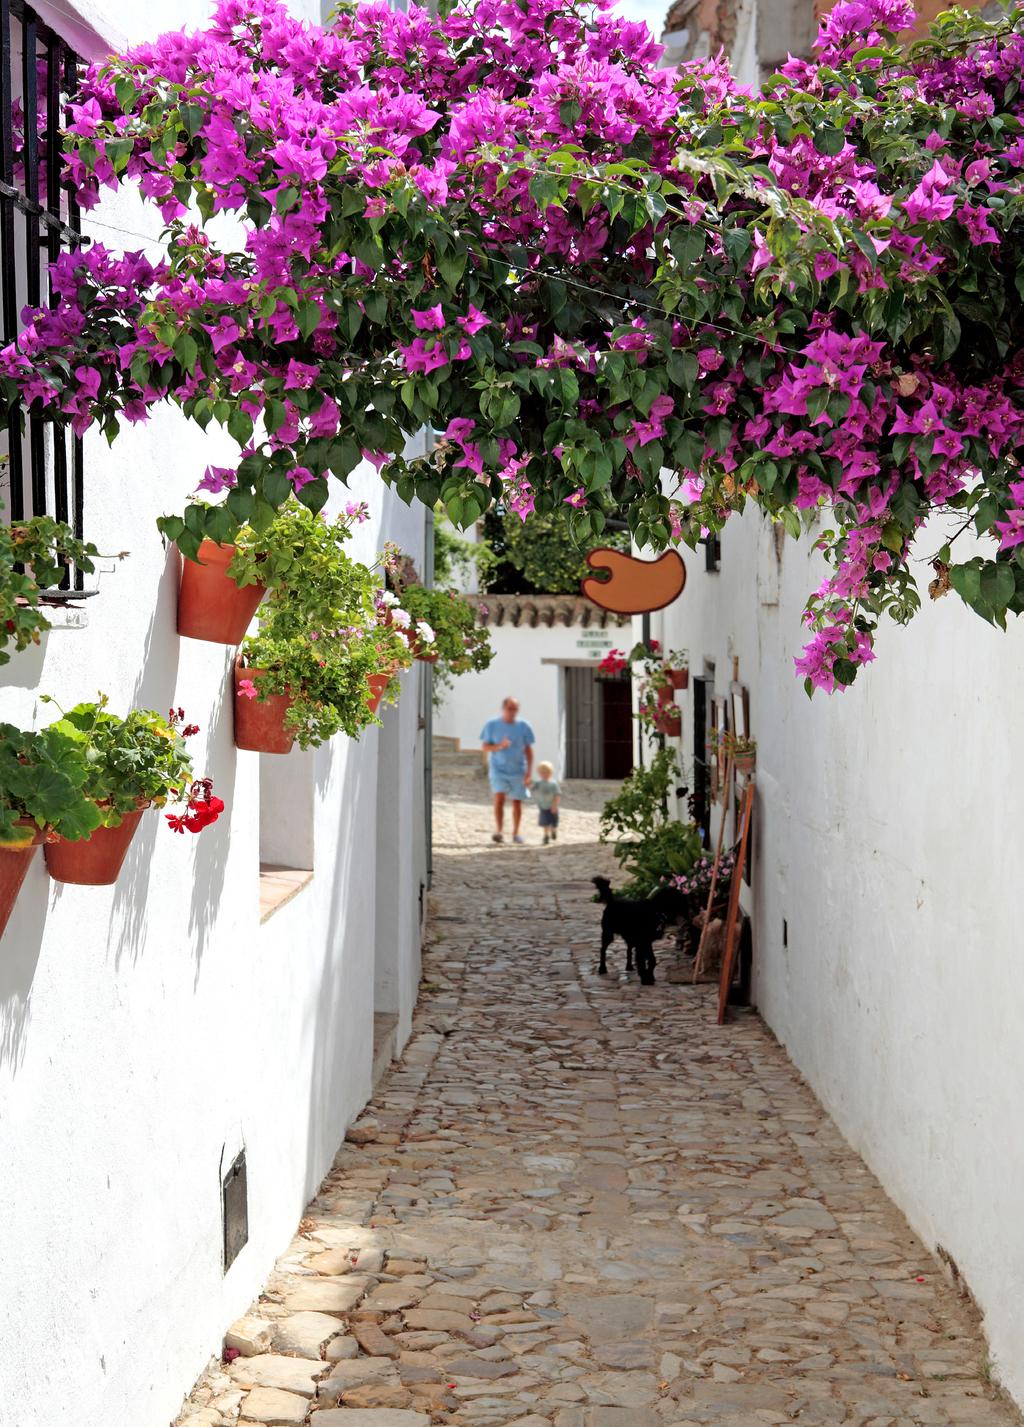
[0,0,85,590]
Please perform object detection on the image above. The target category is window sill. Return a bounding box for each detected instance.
[259,864,313,923]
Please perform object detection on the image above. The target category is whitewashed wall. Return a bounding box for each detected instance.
[0,4,428,1426]
[655,509,1024,1408]
[434,620,623,777]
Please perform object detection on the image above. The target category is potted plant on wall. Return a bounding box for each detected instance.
[664,648,689,690]
[235,626,408,752]
[164,494,366,646]
[723,732,757,773]
[381,581,493,686]
[0,485,123,666]
[230,506,413,752]
[0,723,102,938]
[39,698,222,884]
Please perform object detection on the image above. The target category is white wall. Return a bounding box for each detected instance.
[656,508,1024,1408]
[435,620,624,777]
[0,4,428,1424]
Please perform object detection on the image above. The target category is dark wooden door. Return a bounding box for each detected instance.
[601,679,634,779]
[565,666,601,778]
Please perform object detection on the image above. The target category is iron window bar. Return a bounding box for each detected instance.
[0,0,86,591]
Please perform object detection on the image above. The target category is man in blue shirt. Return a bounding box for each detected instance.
[480,696,535,845]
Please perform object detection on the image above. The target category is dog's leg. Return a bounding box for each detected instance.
[625,939,634,974]
[599,930,612,975]
[639,940,656,985]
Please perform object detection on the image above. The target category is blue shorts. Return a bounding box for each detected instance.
[489,769,527,799]
[539,808,559,828]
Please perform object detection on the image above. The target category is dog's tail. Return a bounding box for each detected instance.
[591,875,613,903]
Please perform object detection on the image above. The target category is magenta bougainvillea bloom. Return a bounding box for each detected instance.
[2,0,1024,692]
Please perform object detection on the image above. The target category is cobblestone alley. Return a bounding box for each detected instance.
[179,774,1018,1427]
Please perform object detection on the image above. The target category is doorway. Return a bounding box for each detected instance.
[565,667,634,779]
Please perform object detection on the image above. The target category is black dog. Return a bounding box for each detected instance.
[591,876,688,985]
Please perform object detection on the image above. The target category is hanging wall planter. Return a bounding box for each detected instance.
[178,541,265,645]
[0,825,44,938]
[44,805,149,886]
[366,671,393,716]
[654,705,682,737]
[666,668,689,691]
[233,661,296,755]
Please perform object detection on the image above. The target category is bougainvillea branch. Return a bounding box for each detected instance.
[2,0,1024,691]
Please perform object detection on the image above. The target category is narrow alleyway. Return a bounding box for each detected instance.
[180,774,1018,1427]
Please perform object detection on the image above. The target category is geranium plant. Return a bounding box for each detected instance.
[597,648,628,676]
[386,582,493,678]
[4,0,1024,695]
[40,696,221,832]
[0,722,102,845]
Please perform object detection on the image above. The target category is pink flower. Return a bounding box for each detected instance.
[411,305,445,331]
[398,338,449,375]
[457,305,489,335]
[237,679,258,700]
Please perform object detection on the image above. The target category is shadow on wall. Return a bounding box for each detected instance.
[302,729,379,1202]
[0,851,49,1075]
[187,676,238,982]
[1,543,185,1062]
[110,549,184,967]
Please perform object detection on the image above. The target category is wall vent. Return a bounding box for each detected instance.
[222,1148,249,1273]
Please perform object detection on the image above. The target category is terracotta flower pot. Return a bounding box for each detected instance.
[654,706,682,737]
[366,671,393,715]
[667,668,689,690]
[234,662,296,754]
[44,806,148,886]
[0,824,44,940]
[734,751,756,773]
[178,541,265,645]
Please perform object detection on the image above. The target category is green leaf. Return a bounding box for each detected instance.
[261,467,294,507]
[227,409,254,447]
[949,562,981,605]
[180,103,205,139]
[980,561,1015,611]
[669,225,706,268]
[813,125,846,156]
[173,332,199,374]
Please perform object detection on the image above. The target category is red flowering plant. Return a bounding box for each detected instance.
[598,648,628,675]
[3,0,1024,693]
[166,778,225,835]
[39,696,222,834]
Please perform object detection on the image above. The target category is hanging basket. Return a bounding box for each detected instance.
[44,806,148,886]
[666,668,689,690]
[178,541,266,645]
[654,705,682,737]
[734,751,756,773]
[0,824,44,940]
[233,661,296,754]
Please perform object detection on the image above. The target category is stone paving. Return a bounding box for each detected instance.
[177,776,1018,1427]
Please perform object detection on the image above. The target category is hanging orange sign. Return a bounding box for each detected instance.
[580,547,686,615]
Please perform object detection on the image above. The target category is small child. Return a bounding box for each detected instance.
[532,761,561,845]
